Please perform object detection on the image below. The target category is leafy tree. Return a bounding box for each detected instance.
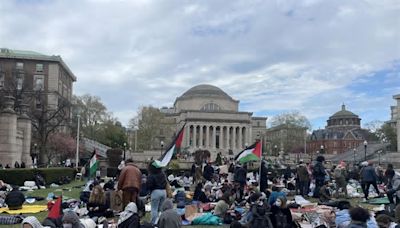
[96,120,128,148]
[377,123,397,151]
[270,111,311,129]
[131,106,165,150]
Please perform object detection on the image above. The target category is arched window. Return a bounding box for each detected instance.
[201,103,221,111]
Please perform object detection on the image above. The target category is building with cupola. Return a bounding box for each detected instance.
[307,104,369,155]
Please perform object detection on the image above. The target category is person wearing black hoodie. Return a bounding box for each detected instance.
[203,162,214,181]
[193,183,209,203]
[146,164,167,224]
[312,156,326,198]
[5,186,25,210]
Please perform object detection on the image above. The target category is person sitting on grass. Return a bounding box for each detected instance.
[118,202,140,228]
[270,196,292,228]
[348,207,371,228]
[5,186,25,210]
[193,183,209,203]
[319,181,332,204]
[267,185,286,206]
[21,216,45,228]
[158,199,181,228]
[62,211,84,228]
[213,192,233,218]
[87,185,112,218]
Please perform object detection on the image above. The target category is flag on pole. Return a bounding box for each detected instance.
[152,125,185,168]
[235,141,262,164]
[89,149,98,177]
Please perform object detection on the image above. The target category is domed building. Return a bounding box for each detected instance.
[307,104,368,155]
[162,84,267,155]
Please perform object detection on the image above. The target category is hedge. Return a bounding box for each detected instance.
[0,168,76,186]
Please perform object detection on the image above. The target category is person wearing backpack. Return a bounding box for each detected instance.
[313,156,326,198]
[270,196,292,228]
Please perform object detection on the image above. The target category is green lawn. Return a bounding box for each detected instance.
[2,181,374,228]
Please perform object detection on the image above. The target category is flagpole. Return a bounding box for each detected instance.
[259,140,263,191]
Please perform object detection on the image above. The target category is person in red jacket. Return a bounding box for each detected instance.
[118,159,142,208]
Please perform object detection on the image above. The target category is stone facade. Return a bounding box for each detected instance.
[0,96,32,167]
[393,94,400,153]
[162,84,267,157]
[307,104,368,155]
[265,124,307,154]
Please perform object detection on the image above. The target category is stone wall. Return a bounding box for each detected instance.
[394,94,400,153]
[0,97,32,167]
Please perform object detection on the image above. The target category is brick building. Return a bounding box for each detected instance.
[307,104,368,155]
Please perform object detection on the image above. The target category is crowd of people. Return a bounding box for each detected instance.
[3,155,400,227]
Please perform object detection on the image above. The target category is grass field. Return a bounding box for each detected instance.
[2,180,378,227]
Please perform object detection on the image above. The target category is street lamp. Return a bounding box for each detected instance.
[364,140,368,161]
[123,142,127,161]
[353,148,356,164]
[274,145,277,156]
[160,140,164,156]
[320,145,324,154]
[31,143,38,168]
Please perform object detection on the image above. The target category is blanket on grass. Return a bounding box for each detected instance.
[0,205,47,214]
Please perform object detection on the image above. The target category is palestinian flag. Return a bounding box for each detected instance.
[152,125,185,168]
[89,149,98,177]
[235,141,262,164]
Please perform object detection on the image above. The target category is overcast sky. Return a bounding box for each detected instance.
[1,0,399,129]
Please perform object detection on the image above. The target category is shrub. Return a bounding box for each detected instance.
[0,168,76,186]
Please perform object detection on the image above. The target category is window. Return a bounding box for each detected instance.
[201,103,221,111]
[36,64,43,72]
[16,76,24,90]
[34,75,44,91]
[16,62,23,69]
[0,72,4,88]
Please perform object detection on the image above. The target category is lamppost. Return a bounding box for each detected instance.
[274,145,277,156]
[123,142,127,161]
[160,140,164,156]
[31,143,38,167]
[320,145,324,154]
[353,148,356,164]
[75,113,81,169]
[364,140,368,161]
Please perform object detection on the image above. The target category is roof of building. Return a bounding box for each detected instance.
[0,48,76,81]
[330,104,358,118]
[311,128,368,141]
[177,84,236,101]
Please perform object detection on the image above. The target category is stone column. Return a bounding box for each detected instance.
[238,127,243,150]
[243,127,247,146]
[394,94,400,153]
[232,126,237,150]
[226,126,230,150]
[199,125,203,148]
[220,126,224,149]
[185,124,190,147]
[205,125,209,148]
[193,125,197,148]
[212,126,216,149]
[18,104,32,167]
[0,96,18,168]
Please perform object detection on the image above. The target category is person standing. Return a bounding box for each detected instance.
[334,162,348,198]
[203,162,214,182]
[234,164,247,200]
[259,160,268,194]
[147,164,167,224]
[360,161,380,201]
[118,159,142,208]
[296,160,310,197]
[312,156,326,198]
